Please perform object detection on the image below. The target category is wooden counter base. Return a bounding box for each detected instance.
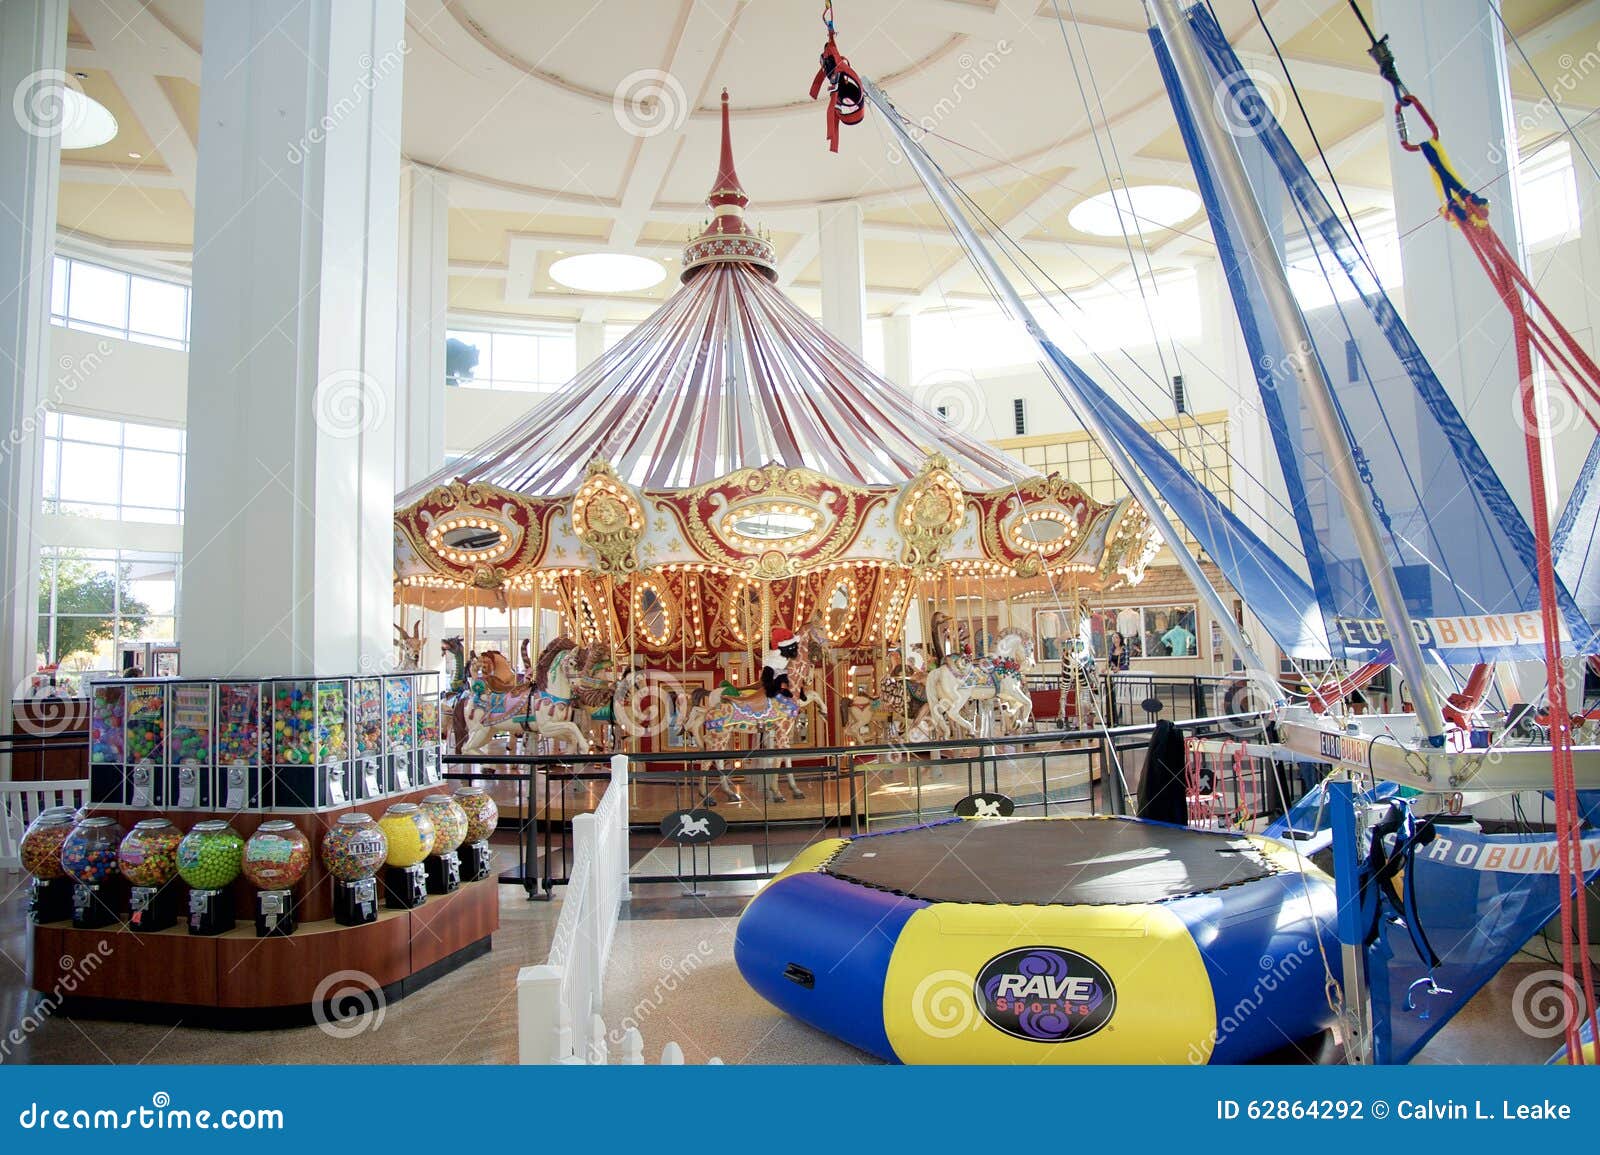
[25,878,497,1030]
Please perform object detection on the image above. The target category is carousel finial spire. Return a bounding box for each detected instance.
[681,87,777,282]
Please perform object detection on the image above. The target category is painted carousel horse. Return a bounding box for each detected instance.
[460,644,589,756]
[442,636,473,750]
[682,658,821,804]
[924,623,1036,738]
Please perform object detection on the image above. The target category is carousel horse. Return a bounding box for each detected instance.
[442,636,472,750]
[682,659,821,804]
[460,643,590,756]
[924,619,1037,738]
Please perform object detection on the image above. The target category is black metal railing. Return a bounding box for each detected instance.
[442,707,1275,894]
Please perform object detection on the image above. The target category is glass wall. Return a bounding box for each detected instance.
[37,547,180,679]
[41,412,186,523]
[50,254,190,350]
[445,326,578,391]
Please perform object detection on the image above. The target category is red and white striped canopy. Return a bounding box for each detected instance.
[400,259,1031,504]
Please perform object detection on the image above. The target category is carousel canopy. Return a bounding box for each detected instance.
[398,94,1027,501]
[395,92,1158,616]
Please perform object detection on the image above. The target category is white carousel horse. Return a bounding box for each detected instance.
[460,645,591,756]
[924,627,1037,738]
[681,659,821,804]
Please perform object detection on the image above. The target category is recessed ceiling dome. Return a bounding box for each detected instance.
[1068,185,1201,238]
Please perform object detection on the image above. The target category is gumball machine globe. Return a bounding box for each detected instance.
[20,807,74,881]
[61,816,123,885]
[119,818,182,887]
[420,795,468,855]
[243,821,312,890]
[380,803,436,868]
[178,821,244,888]
[453,787,499,844]
[321,813,388,882]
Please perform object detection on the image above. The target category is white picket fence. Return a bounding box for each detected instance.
[517,754,633,1063]
[0,779,90,870]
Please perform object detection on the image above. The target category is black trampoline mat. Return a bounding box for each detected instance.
[824,818,1274,905]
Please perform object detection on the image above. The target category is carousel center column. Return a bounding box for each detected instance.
[180,0,405,677]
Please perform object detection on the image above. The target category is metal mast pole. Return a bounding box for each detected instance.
[1148,0,1446,744]
[861,77,1271,679]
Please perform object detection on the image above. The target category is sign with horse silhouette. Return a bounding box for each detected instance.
[660,808,727,844]
[954,792,1015,819]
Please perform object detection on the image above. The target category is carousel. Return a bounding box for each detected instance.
[394,92,1158,816]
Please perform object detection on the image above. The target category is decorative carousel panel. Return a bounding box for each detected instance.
[395,480,549,593]
[651,464,884,579]
[972,474,1095,578]
[895,455,967,572]
[570,459,646,575]
[1100,498,1160,588]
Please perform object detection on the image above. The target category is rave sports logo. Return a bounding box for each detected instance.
[974,947,1116,1043]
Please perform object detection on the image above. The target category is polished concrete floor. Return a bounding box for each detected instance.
[0,853,1584,1065]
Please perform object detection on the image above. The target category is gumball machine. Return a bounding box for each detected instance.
[321,813,387,925]
[242,821,312,937]
[118,818,182,931]
[19,806,77,922]
[453,786,499,882]
[419,794,468,895]
[378,802,435,909]
[177,820,244,935]
[60,816,124,929]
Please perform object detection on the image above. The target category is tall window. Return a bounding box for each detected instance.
[1518,140,1580,250]
[445,326,578,391]
[50,255,190,350]
[37,547,180,676]
[42,412,186,523]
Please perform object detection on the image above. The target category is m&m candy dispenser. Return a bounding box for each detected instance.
[61,816,124,929]
[322,813,388,926]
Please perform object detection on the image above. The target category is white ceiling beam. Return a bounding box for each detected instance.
[59,161,183,190]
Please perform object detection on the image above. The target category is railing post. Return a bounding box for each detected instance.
[516,962,565,1064]
[611,753,632,900]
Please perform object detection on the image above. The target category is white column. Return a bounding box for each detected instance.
[819,202,867,354]
[0,0,66,722]
[1379,0,1532,515]
[180,0,405,677]
[576,320,606,371]
[398,163,448,489]
[882,313,913,386]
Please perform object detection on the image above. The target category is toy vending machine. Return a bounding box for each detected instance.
[271,678,350,807]
[351,676,385,801]
[215,680,266,809]
[415,672,443,786]
[88,682,127,805]
[165,680,214,809]
[123,680,168,808]
[383,674,416,792]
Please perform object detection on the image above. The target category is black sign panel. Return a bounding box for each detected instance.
[974,946,1116,1043]
[954,792,1015,819]
[659,808,727,844]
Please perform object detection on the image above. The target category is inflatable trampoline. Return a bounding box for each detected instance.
[735,816,1340,1064]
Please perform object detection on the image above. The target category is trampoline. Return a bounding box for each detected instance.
[734,816,1340,1064]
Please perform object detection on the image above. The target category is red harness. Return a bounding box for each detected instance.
[810,32,864,153]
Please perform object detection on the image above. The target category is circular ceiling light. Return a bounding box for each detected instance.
[60,87,119,150]
[549,253,666,294]
[1067,185,1201,238]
